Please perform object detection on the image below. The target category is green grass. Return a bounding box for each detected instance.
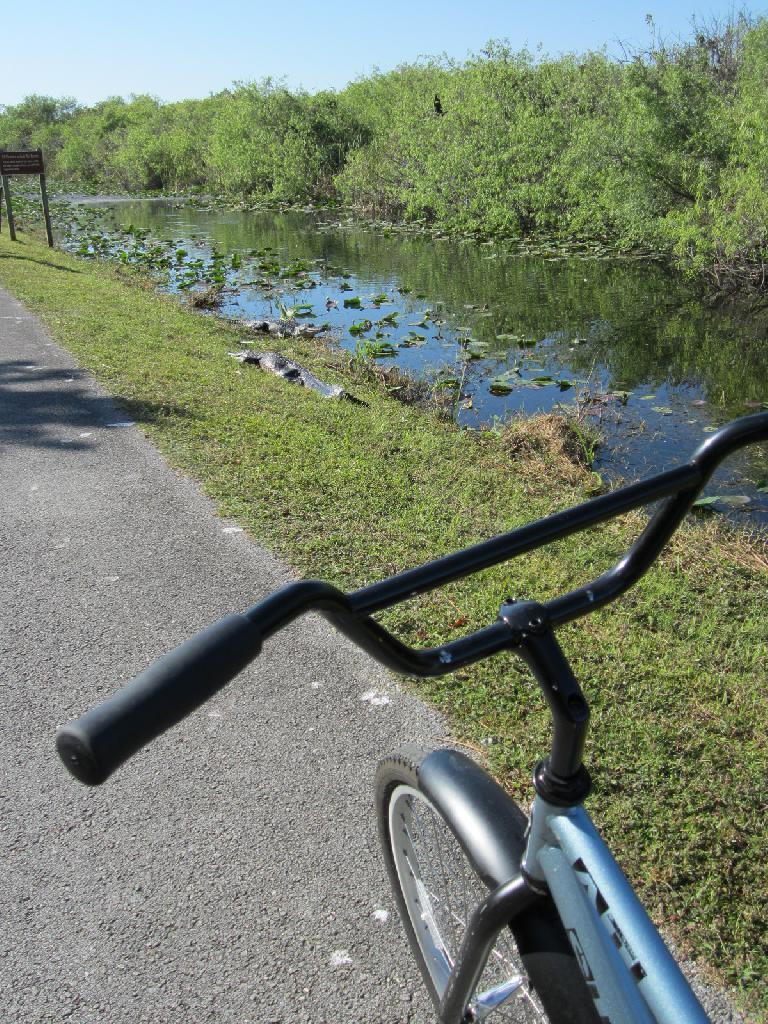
[2,234,767,1018]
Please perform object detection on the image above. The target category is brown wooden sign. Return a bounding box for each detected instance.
[0,149,45,175]
[0,149,54,246]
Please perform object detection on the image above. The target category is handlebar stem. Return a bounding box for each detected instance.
[500,601,592,805]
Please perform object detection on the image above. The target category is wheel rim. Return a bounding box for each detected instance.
[388,783,546,1022]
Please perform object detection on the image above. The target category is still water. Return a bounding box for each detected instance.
[69,198,768,519]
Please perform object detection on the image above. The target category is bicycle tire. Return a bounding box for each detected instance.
[375,746,601,1024]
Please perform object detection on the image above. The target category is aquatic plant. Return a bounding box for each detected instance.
[348,319,374,336]
[277,300,315,320]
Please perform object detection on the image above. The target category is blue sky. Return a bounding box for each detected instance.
[3,0,764,106]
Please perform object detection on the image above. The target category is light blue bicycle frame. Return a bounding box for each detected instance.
[520,796,710,1024]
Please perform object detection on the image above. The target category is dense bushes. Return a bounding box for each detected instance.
[2,15,767,291]
[206,81,367,200]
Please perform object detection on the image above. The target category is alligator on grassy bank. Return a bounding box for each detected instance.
[243,318,325,338]
[228,349,363,403]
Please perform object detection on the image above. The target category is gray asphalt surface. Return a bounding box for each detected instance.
[0,287,745,1023]
[0,286,444,1023]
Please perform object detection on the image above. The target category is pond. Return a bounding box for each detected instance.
[63,197,768,522]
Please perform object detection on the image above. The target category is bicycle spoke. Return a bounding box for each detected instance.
[390,784,547,1022]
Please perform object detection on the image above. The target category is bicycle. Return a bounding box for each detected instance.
[56,412,768,1023]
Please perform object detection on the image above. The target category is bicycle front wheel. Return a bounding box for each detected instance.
[376,747,600,1024]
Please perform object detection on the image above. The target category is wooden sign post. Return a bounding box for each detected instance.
[0,149,54,247]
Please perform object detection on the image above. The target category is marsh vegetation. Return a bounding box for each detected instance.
[3,15,768,296]
[16,194,764,519]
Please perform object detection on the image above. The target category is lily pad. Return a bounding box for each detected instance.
[363,340,397,358]
[464,343,490,359]
[349,319,373,336]
[489,374,516,396]
[399,332,427,348]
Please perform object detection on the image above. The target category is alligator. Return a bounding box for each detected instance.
[228,349,363,403]
[242,318,324,339]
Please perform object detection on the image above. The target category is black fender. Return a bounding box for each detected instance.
[379,746,602,1022]
[418,747,528,889]
[419,748,602,1022]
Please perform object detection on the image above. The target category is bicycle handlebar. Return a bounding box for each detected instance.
[57,615,263,784]
[56,412,768,785]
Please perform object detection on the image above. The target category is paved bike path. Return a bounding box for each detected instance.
[1,288,744,1024]
[0,286,444,1023]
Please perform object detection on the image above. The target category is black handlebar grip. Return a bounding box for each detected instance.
[55,614,262,786]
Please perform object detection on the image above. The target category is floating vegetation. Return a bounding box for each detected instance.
[496,332,536,347]
[354,338,398,361]
[349,319,373,336]
[433,376,462,391]
[280,259,311,278]
[40,193,768,523]
[55,203,337,310]
[277,301,315,320]
[487,370,580,395]
[459,338,490,359]
[400,331,427,347]
[489,371,519,396]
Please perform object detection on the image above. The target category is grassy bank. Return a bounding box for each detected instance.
[1,233,767,1016]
